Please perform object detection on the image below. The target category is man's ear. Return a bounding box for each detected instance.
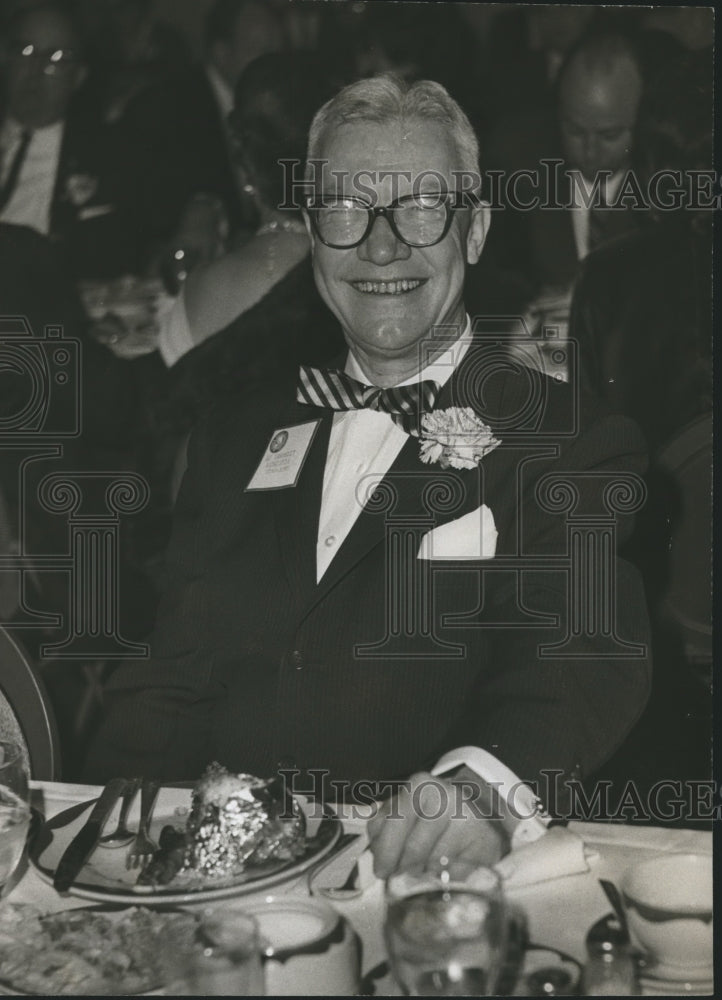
[466,201,491,265]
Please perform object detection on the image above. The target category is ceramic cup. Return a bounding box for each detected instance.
[218,896,360,996]
[621,852,713,974]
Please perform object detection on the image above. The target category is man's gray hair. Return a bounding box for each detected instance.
[307,75,481,188]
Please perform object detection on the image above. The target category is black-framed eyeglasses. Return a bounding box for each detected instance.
[305,191,478,249]
[8,42,80,74]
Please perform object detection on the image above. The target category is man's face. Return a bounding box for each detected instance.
[559,57,642,180]
[308,120,487,374]
[4,8,84,128]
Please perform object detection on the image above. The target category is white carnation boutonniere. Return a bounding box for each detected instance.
[419,407,501,470]
[65,173,99,207]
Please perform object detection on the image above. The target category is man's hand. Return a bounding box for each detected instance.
[367,772,509,880]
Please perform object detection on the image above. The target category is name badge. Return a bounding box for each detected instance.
[245,420,321,491]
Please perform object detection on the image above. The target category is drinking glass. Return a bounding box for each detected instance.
[161,908,265,995]
[0,741,30,896]
[385,867,509,996]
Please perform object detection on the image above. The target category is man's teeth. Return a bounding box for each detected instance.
[352,279,423,294]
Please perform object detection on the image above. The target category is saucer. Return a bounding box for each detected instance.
[640,962,713,996]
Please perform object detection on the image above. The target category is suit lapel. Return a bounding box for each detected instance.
[530,171,578,288]
[271,402,332,605]
[303,351,490,613]
[49,121,72,236]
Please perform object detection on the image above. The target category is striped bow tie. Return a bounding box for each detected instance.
[297,365,440,435]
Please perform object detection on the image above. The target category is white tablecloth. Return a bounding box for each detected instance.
[8,782,713,995]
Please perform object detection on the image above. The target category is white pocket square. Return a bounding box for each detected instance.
[417,504,497,560]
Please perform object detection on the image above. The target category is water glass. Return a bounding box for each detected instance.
[0,741,30,896]
[385,867,509,996]
[162,908,264,995]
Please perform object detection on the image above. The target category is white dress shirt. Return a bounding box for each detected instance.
[0,119,64,234]
[316,317,472,582]
[569,169,625,260]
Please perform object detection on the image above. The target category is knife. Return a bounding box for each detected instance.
[53,777,127,892]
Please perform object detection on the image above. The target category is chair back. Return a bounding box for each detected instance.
[0,627,61,780]
[656,413,712,664]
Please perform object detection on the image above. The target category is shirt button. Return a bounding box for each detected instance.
[324,535,336,547]
[277,757,296,771]
[291,650,304,669]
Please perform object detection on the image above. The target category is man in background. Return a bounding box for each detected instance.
[484,31,659,319]
[0,2,141,278]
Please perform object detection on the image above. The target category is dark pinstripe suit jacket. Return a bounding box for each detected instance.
[87,334,651,800]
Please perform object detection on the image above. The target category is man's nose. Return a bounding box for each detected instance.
[582,133,600,163]
[356,214,411,265]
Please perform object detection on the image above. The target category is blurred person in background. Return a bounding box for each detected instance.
[482,5,596,129]
[640,6,713,51]
[124,53,342,555]
[117,0,285,261]
[0,1,142,279]
[571,49,713,451]
[482,29,683,333]
[568,49,713,809]
[317,2,479,124]
[72,0,191,125]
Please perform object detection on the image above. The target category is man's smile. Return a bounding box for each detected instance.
[349,278,427,295]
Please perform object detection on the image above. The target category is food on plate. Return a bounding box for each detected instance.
[137,763,306,887]
[0,903,198,995]
[136,824,188,887]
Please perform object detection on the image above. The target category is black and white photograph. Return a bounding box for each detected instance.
[0,0,714,995]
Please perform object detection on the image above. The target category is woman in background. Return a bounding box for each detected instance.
[143,52,342,515]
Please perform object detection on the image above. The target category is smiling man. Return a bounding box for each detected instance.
[88,77,651,876]
[305,114,486,384]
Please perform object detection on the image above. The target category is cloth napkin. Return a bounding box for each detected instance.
[312,826,596,900]
[494,825,598,890]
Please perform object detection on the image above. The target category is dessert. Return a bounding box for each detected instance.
[138,763,306,887]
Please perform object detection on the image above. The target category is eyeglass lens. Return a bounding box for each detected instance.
[314,197,450,248]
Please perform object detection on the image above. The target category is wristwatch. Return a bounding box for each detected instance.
[431,746,551,848]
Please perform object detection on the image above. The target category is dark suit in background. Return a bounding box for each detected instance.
[483,158,643,298]
[116,66,255,248]
[571,219,712,450]
[570,218,712,804]
[46,103,146,279]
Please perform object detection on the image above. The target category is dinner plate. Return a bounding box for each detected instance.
[0,903,195,995]
[30,786,340,905]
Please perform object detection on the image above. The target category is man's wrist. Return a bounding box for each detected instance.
[432,746,551,849]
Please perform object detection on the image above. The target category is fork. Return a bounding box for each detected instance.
[98,777,140,848]
[126,779,159,869]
